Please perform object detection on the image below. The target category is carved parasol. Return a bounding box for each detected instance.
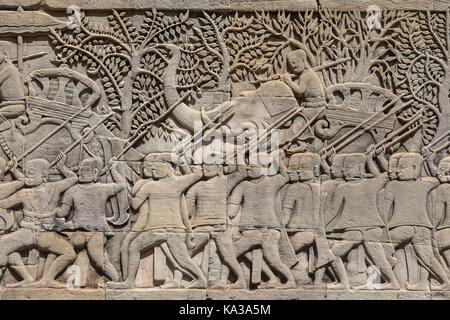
[0,7,66,71]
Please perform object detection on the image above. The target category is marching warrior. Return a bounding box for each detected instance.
[167,162,246,289]
[58,157,125,283]
[385,153,450,290]
[0,154,77,288]
[282,152,335,285]
[228,156,297,289]
[0,157,28,281]
[327,153,399,290]
[107,154,207,289]
[432,156,450,270]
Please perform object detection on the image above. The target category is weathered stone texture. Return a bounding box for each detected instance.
[0,0,448,301]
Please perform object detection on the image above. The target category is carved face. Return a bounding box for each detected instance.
[78,160,98,183]
[342,158,362,180]
[287,170,299,182]
[287,53,306,74]
[202,164,219,178]
[437,159,450,183]
[330,156,345,179]
[297,155,315,181]
[151,162,173,179]
[143,161,153,178]
[388,157,399,180]
[247,166,264,179]
[396,157,418,181]
[25,160,49,187]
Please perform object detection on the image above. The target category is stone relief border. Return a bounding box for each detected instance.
[0,0,448,300]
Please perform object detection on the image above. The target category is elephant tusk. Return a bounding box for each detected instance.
[201,106,213,126]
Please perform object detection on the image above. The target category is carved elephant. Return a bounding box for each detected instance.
[163,44,299,136]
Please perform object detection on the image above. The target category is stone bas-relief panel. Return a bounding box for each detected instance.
[0,2,449,300]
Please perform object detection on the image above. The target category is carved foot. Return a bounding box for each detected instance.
[406,282,429,291]
[160,280,183,289]
[374,282,400,290]
[210,280,227,289]
[6,279,35,288]
[327,282,350,290]
[291,268,311,284]
[431,283,450,291]
[351,283,372,290]
[21,280,67,289]
[107,280,133,289]
[185,279,207,289]
[257,279,280,289]
[227,280,247,289]
[296,277,313,285]
[277,280,297,290]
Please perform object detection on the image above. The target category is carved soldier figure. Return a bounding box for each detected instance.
[432,156,450,270]
[167,162,246,289]
[59,157,125,232]
[281,49,326,108]
[119,157,155,281]
[0,157,30,281]
[228,156,296,289]
[282,152,335,285]
[321,153,348,229]
[107,154,207,289]
[0,155,77,287]
[385,152,450,290]
[57,157,125,283]
[327,153,399,290]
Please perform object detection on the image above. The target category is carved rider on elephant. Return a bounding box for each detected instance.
[281,49,326,108]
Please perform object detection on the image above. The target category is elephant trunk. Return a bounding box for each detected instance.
[163,45,223,132]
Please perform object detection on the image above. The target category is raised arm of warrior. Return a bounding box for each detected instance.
[432,188,445,229]
[328,185,345,224]
[227,182,244,220]
[271,169,289,189]
[422,176,440,189]
[54,176,78,194]
[377,188,388,224]
[186,185,198,221]
[0,189,24,209]
[131,179,148,196]
[56,152,76,179]
[109,160,126,194]
[0,180,24,200]
[320,153,331,176]
[181,194,193,233]
[374,148,389,172]
[282,186,296,226]
[53,154,77,194]
[384,185,395,223]
[131,185,149,211]
[225,165,247,198]
[422,147,438,177]
[7,159,27,184]
[58,187,73,219]
[366,145,380,176]
[176,164,203,190]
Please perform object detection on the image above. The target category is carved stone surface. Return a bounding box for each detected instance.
[0,0,449,300]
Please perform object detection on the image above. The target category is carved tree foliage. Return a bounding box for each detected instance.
[49,8,450,148]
